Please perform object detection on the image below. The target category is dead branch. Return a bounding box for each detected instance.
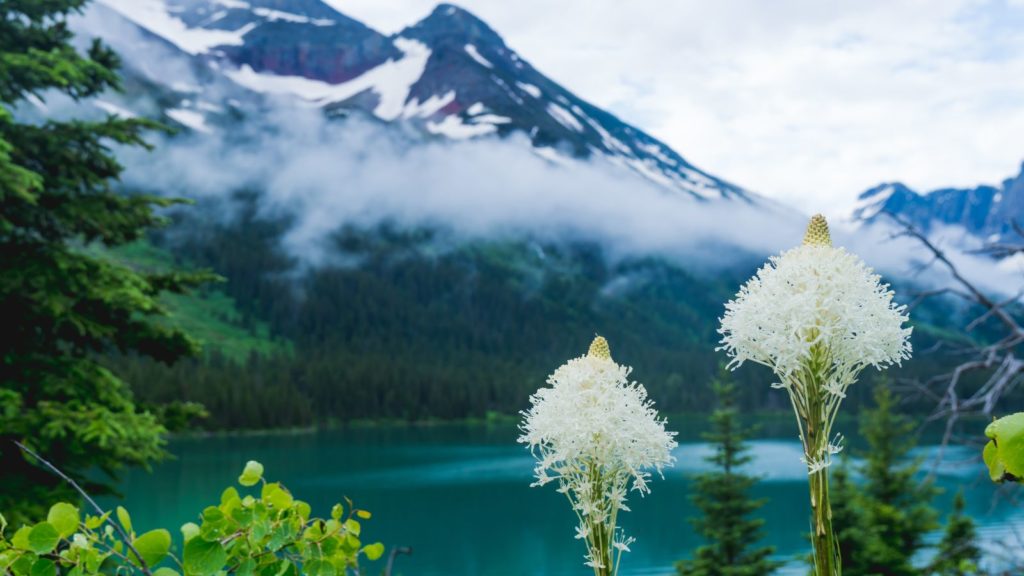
[881,211,1024,465]
[14,441,154,576]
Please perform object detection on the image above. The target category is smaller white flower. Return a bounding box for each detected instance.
[801,455,832,475]
[824,380,847,398]
[520,336,677,573]
[614,535,636,553]
[827,434,845,456]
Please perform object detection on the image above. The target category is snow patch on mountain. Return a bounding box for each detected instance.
[472,114,511,124]
[532,146,571,166]
[426,115,497,139]
[401,91,456,119]
[464,44,493,68]
[547,103,583,132]
[166,108,211,133]
[516,82,541,98]
[98,0,254,54]
[226,37,431,120]
[251,7,334,26]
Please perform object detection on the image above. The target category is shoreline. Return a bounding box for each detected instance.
[165,409,854,439]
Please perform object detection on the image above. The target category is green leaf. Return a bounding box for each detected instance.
[238,461,264,487]
[29,558,55,576]
[983,439,1004,482]
[0,552,14,572]
[116,506,133,534]
[201,507,225,525]
[355,509,371,520]
[27,523,60,554]
[235,558,256,576]
[153,569,181,576]
[11,527,30,550]
[180,522,200,542]
[220,487,240,508]
[330,504,343,521]
[10,553,34,576]
[84,512,110,530]
[303,559,335,576]
[363,542,385,561]
[133,529,171,567]
[46,503,79,538]
[183,537,227,576]
[343,519,360,537]
[984,413,1024,482]
[261,483,293,510]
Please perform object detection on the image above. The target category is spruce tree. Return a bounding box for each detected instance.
[677,368,780,576]
[859,385,940,575]
[832,384,940,576]
[0,0,211,521]
[828,462,875,576]
[929,492,981,576]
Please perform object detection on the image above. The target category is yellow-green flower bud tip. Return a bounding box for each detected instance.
[803,214,832,247]
[587,336,611,360]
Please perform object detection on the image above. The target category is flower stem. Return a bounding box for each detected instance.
[808,466,840,575]
[802,343,841,576]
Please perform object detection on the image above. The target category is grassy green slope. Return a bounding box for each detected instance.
[100,240,288,362]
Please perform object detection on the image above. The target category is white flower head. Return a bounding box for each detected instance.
[519,336,677,571]
[719,215,912,478]
[519,336,677,491]
[719,214,912,381]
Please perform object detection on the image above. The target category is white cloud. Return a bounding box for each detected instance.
[116,109,804,267]
[327,0,1024,214]
[114,105,1024,298]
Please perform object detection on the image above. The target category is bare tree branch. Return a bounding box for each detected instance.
[880,211,1024,470]
[384,546,412,576]
[14,441,154,576]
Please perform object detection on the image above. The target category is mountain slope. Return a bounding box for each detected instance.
[853,162,1024,242]
[90,0,751,201]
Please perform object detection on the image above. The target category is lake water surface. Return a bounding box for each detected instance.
[102,422,1022,575]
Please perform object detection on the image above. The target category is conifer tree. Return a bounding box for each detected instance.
[0,0,211,520]
[832,384,940,576]
[859,385,940,575]
[829,462,875,576]
[677,368,780,576]
[929,492,981,576]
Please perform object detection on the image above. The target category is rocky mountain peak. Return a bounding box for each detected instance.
[404,4,505,48]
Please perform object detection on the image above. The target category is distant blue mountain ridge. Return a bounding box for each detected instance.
[853,162,1024,243]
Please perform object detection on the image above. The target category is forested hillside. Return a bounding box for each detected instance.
[105,194,989,430]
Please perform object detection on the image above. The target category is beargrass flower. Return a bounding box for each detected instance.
[718,214,911,576]
[519,336,677,576]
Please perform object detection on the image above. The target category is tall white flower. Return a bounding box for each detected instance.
[519,336,676,576]
[718,214,912,576]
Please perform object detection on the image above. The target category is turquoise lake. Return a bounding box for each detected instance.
[101,422,1022,575]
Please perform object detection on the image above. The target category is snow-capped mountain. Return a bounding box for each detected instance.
[87,0,751,202]
[853,162,1024,243]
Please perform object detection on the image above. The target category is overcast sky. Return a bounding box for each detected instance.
[327,0,1024,215]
